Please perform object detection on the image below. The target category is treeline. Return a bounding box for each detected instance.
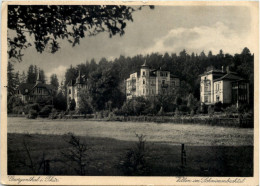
[7,47,254,115]
[65,47,254,113]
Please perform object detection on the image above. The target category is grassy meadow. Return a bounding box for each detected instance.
[7,117,254,176]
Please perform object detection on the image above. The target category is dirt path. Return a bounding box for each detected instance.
[7,117,253,146]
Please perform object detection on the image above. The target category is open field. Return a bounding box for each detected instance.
[8,133,253,176]
[8,117,253,146]
[7,117,254,176]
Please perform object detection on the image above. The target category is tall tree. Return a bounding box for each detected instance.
[50,74,59,91]
[7,62,19,98]
[26,65,36,84]
[39,69,46,83]
[8,5,154,61]
[19,71,27,83]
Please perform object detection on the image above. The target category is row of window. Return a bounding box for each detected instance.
[142,89,155,94]
[142,71,169,77]
[232,84,247,89]
[160,72,168,77]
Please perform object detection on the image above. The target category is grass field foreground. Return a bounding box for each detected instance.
[8,133,253,176]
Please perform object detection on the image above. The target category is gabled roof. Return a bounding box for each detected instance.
[17,82,55,95]
[30,83,55,95]
[214,73,245,82]
[17,83,35,95]
[200,69,226,76]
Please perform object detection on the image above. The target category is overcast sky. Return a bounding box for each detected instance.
[12,5,254,83]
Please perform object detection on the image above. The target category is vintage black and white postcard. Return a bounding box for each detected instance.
[1,1,259,185]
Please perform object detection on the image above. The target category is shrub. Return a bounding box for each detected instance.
[200,103,208,114]
[61,133,89,175]
[69,99,76,111]
[119,134,151,176]
[121,97,151,116]
[157,106,164,116]
[224,105,238,118]
[175,97,182,106]
[8,96,23,113]
[27,109,38,119]
[208,105,214,117]
[214,101,223,112]
[12,106,24,115]
[58,111,65,119]
[113,108,123,116]
[49,108,58,119]
[190,109,195,117]
[179,105,189,113]
[238,104,250,114]
[77,94,93,114]
[25,103,40,113]
[69,110,76,116]
[174,108,180,118]
[39,105,53,117]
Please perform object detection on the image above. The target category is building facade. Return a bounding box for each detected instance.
[67,71,88,109]
[200,68,249,106]
[126,61,180,99]
[17,71,54,105]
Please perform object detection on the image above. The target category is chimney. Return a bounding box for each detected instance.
[221,66,224,72]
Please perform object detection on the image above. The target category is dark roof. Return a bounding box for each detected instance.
[30,83,55,94]
[17,82,55,95]
[17,83,35,94]
[200,69,226,76]
[214,73,245,82]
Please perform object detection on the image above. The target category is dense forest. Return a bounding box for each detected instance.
[8,47,254,115]
[64,47,254,112]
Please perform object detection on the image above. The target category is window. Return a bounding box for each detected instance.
[143,80,145,84]
[160,72,163,76]
[69,89,71,94]
[165,73,167,77]
[143,71,145,76]
[216,84,219,91]
[162,80,165,85]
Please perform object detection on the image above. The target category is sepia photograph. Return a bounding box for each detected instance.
[1,1,259,185]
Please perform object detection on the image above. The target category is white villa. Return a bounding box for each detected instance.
[200,68,249,106]
[67,71,88,109]
[126,61,180,99]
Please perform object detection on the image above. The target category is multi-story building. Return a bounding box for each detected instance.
[17,71,54,105]
[126,61,180,99]
[200,68,249,106]
[67,71,88,109]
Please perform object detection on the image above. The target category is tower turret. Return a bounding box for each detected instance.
[36,69,43,84]
[76,70,83,84]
